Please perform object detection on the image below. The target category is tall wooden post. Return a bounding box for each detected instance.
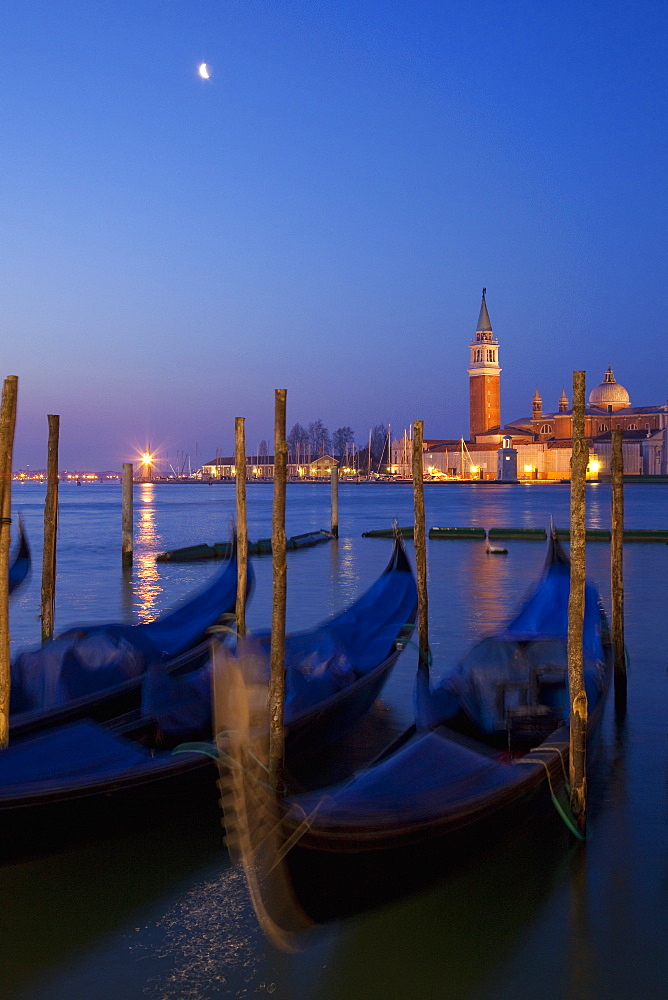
[568,371,589,835]
[412,420,429,666]
[41,414,59,644]
[611,428,626,711]
[330,463,339,538]
[268,389,288,792]
[0,376,18,749]
[235,417,248,637]
[121,463,133,567]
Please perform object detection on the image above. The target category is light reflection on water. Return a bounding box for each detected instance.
[4,482,668,999]
[134,482,163,623]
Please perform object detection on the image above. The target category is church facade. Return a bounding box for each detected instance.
[396,291,668,480]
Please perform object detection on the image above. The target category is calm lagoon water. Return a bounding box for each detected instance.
[2,481,667,999]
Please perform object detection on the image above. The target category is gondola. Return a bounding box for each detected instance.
[0,537,416,855]
[10,542,250,739]
[8,517,30,595]
[145,534,418,761]
[216,530,614,939]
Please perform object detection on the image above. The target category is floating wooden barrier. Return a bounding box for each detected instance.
[157,541,231,562]
[363,526,487,539]
[362,525,668,543]
[362,527,414,538]
[487,528,547,541]
[429,526,486,539]
[555,528,611,542]
[157,528,334,562]
[621,529,668,542]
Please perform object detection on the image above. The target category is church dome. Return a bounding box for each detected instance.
[588,367,630,410]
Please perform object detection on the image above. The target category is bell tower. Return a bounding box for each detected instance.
[468,288,501,439]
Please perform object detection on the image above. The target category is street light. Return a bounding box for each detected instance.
[141,452,153,480]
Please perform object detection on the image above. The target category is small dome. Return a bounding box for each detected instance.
[588,367,630,410]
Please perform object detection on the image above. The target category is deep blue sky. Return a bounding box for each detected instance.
[2,1,666,469]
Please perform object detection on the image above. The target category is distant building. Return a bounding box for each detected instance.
[391,291,668,479]
[200,454,338,480]
[201,456,273,479]
[468,288,501,439]
[480,364,667,479]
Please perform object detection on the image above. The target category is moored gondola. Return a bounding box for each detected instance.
[0,537,416,856]
[8,517,31,596]
[217,530,614,938]
[10,540,250,738]
[146,534,417,761]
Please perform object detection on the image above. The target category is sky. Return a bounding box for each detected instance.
[1,0,666,470]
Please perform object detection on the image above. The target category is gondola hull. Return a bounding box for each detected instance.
[218,530,614,931]
[10,548,248,739]
[0,720,220,857]
[8,519,30,595]
[283,641,411,760]
[10,642,213,740]
[0,641,411,858]
[0,537,417,857]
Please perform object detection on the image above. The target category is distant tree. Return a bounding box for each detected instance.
[332,426,355,460]
[258,439,269,460]
[287,423,309,463]
[308,419,331,457]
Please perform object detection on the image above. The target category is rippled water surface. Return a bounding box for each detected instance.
[3,481,667,999]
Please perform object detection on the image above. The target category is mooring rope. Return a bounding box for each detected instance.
[529,742,569,787]
[513,749,584,840]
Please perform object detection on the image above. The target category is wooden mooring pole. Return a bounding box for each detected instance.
[235,417,248,638]
[41,414,60,644]
[331,463,339,539]
[568,371,589,836]
[611,427,626,712]
[269,389,288,793]
[412,420,429,665]
[0,376,18,749]
[121,463,133,568]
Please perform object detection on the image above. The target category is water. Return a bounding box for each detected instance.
[2,481,667,999]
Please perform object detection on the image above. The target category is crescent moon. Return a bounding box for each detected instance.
[198,63,210,80]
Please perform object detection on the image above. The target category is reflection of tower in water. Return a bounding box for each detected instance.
[135,482,163,622]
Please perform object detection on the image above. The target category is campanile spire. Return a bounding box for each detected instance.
[468,288,501,439]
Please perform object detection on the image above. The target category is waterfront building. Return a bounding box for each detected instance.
[479,365,668,479]
[392,291,668,480]
[200,454,337,480]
